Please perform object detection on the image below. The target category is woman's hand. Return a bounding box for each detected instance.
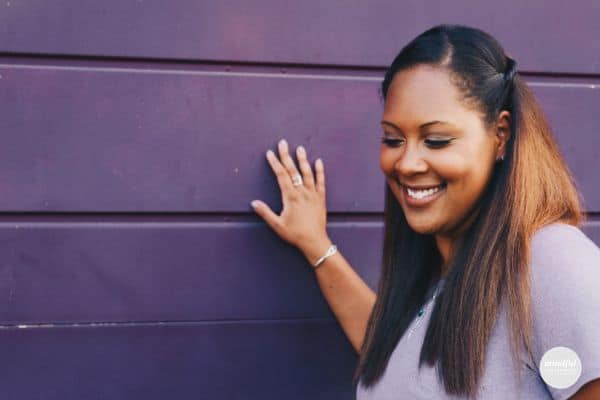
[251,139,330,257]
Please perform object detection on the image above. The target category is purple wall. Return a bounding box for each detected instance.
[0,2,598,399]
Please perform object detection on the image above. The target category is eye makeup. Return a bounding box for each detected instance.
[380,138,403,147]
[380,137,456,149]
[425,138,454,148]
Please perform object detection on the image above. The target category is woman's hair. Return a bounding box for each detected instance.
[353,24,585,399]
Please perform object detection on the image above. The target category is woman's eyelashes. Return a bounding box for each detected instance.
[380,138,404,147]
[425,139,453,148]
[380,137,455,149]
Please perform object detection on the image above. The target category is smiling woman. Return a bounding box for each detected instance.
[351,24,600,399]
[251,23,600,400]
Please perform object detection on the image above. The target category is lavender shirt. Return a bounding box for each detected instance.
[356,222,600,399]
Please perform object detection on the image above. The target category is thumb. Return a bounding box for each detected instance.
[251,200,281,230]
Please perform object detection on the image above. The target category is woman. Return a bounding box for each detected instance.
[250,24,600,399]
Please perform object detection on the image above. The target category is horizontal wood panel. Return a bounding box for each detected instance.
[0,221,598,324]
[0,66,598,212]
[0,320,357,400]
[0,1,599,74]
[0,222,383,324]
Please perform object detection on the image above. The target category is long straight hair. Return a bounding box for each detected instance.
[353,24,584,399]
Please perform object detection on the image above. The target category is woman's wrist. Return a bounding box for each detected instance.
[301,237,334,268]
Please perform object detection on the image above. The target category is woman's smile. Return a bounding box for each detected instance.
[401,182,447,208]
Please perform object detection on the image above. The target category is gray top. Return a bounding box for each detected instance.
[356,222,600,399]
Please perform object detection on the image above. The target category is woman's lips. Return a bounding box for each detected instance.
[400,182,447,207]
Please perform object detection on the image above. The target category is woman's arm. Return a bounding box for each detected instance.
[302,237,377,355]
[252,140,376,354]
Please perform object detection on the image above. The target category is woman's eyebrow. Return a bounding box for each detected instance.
[381,120,455,130]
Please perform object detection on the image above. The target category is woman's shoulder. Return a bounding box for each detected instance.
[527,220,600,328]
[527,222,600,399]
[530,221,600,281]
[528,221,600,324]
[531,221,598,249]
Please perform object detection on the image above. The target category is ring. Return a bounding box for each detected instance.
[291,174,303,186]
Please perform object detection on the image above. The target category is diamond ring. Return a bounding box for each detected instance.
[291,174,303,187]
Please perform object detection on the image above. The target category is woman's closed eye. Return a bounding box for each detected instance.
[425,138,454,149]
[380,138,404,147]
[380,137,455,149]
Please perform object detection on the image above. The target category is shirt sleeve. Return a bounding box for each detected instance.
[529,222,600,400]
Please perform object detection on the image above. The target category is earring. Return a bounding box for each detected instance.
[497,155,505,161]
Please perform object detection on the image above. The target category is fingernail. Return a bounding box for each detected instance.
[251,200,259,208]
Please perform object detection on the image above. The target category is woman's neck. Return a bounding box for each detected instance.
[435,202,483,277]
[435,235,453,278]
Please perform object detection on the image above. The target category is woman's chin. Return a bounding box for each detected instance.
[405,218,441,235]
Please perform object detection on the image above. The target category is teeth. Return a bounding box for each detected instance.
[407,184,443,199]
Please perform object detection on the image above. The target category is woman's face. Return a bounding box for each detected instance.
[379,65,508,238]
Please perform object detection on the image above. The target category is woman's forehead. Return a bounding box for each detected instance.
[382,66,476,131]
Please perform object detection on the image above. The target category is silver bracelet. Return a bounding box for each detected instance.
[313,244,337,269]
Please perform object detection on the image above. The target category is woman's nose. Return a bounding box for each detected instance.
[394,146,429,176]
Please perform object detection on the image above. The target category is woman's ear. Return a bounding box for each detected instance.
[495,110,511,159]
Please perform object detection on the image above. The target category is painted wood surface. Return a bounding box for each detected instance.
[0,2,598,399]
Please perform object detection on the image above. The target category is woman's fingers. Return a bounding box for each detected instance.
[277,140,303,189]
[264,140,322,196]
[253,139,327,249]
[266,149,295,195]
[250,200,283,234]
[296,145,315,190]
[315,158,325,195]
